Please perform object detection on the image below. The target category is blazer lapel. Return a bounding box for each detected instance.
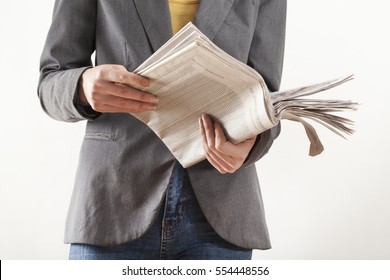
[133,0,173,52]
[194,0,234,41]
[133,0,234,51]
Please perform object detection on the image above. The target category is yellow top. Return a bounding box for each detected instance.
[168,0,200,35]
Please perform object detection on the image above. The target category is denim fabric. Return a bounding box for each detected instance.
[69,162,252,260]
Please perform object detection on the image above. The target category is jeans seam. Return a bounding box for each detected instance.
[160,188,169,260]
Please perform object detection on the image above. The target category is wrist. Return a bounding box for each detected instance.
[78,72,90,106]
[78,86,89,106]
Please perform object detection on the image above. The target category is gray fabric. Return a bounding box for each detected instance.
[38,0,286,249]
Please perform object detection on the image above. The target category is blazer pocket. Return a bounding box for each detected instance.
[84,132,117,141]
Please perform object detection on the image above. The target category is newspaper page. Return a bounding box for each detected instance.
[134,41,276,167]
[133,23,357,167]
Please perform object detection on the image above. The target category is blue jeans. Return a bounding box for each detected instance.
[69,162,252,260]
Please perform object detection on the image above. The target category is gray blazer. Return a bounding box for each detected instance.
[38,0,286,249]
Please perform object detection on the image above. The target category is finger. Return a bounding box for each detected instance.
[200,118,235,173]
[215,122,257,158]
[200,118,224,173]
[207,139,238,172]
[213,122,257,171]
[204,149,227,174]
[110,69,150,88]
[99,81,159,103]
[94,66,150,88]
[212,122,243,169]
[201,114,215,150]
[205,147,237,173]
[214,121,237,156]
[98,103,156,114]
[200,117,236,169]
[90,95,157,113]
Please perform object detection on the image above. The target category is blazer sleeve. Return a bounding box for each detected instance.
[243,0,287,167]
[38,0,101,122]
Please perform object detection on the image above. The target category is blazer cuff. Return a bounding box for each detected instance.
[73,67,101,120]
[242,122,281,167]
[39,66,101,122]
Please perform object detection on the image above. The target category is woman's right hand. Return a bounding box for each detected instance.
[78,64,159,113]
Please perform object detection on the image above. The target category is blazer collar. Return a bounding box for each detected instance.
[134,0,173,52]
[134,0,234,52]
[194,0,234,40]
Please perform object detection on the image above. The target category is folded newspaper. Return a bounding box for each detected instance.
[133,23,357,168]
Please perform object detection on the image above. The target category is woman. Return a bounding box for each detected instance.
[38,0,286,259]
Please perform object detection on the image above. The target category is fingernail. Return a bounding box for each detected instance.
[142,78,150,87]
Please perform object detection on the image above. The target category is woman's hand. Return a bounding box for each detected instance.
[199,114,256,173]
[78,64,159,113]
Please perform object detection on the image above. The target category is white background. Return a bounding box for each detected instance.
[0,0,389,260]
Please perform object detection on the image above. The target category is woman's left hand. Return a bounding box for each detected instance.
[199,114,256,174]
